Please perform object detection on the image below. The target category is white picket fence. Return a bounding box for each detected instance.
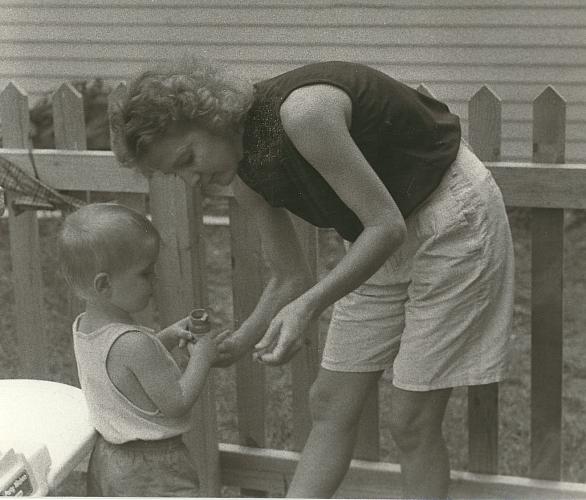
[2,80,586,497]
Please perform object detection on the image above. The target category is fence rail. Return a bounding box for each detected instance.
[2,80,586,498]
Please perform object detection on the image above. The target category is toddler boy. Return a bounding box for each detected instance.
[59,202,226,496]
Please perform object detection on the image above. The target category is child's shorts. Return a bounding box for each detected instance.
[321,143,514,391]
[86,434,199,497]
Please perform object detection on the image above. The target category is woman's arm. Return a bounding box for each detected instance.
[255,84,407,364]
[216,176,314,362]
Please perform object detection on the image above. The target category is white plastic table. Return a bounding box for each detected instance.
[0,379,97,492]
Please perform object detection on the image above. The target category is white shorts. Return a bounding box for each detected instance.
[321,144,514,391]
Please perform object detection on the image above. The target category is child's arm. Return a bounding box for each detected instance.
[179,334,223,406]
[111,329,228,417]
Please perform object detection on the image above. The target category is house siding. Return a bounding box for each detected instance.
[1,0,585,161]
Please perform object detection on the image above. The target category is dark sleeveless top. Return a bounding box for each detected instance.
[237,61,461,242]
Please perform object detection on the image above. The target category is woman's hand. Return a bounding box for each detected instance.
[253,299,312,365]
[211,329,257,367]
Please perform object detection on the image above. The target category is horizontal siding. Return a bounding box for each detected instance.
[0,1,584,162]
[1,43,585,67]
[4,60,586,86]
[1,6,586,26]
[2,25,586,46]
[3,0,586,7]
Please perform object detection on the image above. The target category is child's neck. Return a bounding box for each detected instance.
[80,299,135,333]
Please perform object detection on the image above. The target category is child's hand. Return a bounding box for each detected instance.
[187,329,231,363]
[158,317,195,349]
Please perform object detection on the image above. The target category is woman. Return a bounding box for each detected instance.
[109,59,514,499]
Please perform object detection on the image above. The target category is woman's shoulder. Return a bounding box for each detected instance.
[281,84,352,119]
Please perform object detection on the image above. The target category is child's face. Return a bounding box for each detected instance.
[108,244,158,314]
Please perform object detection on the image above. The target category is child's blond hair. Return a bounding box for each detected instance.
[58,203,160,298]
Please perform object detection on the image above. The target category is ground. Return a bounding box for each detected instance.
[1,205,586,496]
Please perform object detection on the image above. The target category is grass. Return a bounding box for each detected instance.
[1,205,586,496]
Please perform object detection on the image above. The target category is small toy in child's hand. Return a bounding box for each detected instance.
[188,308,211,336]
[179,308,211,349]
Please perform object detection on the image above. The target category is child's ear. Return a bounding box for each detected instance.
[94,272,111,295]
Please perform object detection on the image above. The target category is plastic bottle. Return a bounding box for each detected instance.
[0,446,50,497]
[188,308,211,339]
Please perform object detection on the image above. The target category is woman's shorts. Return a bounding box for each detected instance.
[86,434,200,497]
[321,143,514,391]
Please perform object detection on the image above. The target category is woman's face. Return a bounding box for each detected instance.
[142,123,242,188]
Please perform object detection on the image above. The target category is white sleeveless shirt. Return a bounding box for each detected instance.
[72,314,191,444]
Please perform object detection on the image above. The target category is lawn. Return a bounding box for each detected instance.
[1,205,586,496]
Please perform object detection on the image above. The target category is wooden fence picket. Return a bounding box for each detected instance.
[468,85,502,163]
[353,385,380,461]
[104,83,154,328]
[230,198,266,449]
[0,82,47,380]
[52,82,87,386]
[148,174,219,496]
[229,198,268,496]
[290,216,320,452]
[530,86,566,481]
[53,83,87,152]
[105,84,148,211]
[417,83,435,98]
[467,85,502,474]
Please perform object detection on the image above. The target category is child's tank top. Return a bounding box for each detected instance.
[72,315,191,444]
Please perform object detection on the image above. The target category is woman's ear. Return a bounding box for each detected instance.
[94,272,111,296]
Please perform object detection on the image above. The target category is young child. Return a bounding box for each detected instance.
[58,202,227,497]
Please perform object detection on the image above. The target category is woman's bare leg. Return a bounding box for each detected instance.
[388,385,453,499]
[287,368,383,498]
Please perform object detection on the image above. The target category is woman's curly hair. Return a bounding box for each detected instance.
[109,57,254,174]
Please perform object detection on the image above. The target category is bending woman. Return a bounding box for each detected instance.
[109,59,514,499]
